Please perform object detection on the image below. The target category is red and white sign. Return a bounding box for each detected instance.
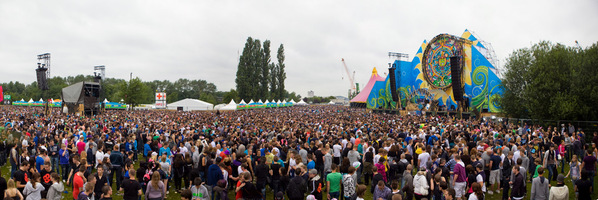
[155,92,166,108]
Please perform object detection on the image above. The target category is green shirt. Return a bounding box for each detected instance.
[327,172,342,192]
[533,165,542,178]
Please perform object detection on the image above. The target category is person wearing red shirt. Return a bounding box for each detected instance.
[72,167,86,199]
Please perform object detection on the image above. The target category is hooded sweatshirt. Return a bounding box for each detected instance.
[413,171,429,196]
[191,184,210,200]
[46,182,65,200]
[308,175,323,200]
[531,176,549,200]
[548,184,569,200]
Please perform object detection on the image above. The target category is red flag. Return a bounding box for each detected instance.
[0,86,3,102]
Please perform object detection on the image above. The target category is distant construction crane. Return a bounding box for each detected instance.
[341,58,358,98]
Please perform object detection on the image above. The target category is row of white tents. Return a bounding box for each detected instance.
[166,98,308,111]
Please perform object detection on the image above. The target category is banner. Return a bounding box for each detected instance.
[155,92,166,109]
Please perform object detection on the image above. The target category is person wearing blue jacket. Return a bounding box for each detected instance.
[143,140,151,160]
[206,157,223,200]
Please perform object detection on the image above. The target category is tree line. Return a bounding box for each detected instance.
[235,37,287,101]
[500,41,598,121]
[1,75,220,106]
[1,75,302,107]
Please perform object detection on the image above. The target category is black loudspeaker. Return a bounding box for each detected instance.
[450,56,463,102]
[388,64,398,102]
[36,67,49,90]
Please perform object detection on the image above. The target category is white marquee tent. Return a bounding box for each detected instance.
[220,99,237,111]
[167,98,213,111]
[296,99,308,106]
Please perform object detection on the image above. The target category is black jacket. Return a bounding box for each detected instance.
[511,172,525,198]
[287,176,306,200]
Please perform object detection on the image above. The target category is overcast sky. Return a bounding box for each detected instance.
[1,0,597,98]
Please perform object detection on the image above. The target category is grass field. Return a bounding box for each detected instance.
[3,158,597,200]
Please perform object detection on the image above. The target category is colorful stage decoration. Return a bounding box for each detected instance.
[363,30,503,112]
[422,34,465,89]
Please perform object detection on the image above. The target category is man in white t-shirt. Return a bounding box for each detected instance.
[418,147,430,169]
[95,147,105,168]
[333,143,342,164]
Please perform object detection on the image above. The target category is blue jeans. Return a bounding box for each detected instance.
[61,164,70,181]
[548,164,556,181]
[10,163,17,178]
[329,191,340,199]
[111,165,123,189]
[51,157,60,174]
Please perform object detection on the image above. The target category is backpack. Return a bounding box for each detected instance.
[241,182,262,200]
[287,178,305,199]
[342,174,355,196]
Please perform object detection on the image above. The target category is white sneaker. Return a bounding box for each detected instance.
[488,191,493,195]
[496,190,500,193]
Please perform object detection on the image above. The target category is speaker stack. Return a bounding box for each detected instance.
[450,56,463,102]
[36,66,49,90]
[388,63,399,102]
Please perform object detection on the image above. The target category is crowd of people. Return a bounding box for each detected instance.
[0,105,595,200]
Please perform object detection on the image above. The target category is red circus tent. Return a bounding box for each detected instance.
[350,67,385,106]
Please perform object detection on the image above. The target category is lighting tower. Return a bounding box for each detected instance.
[37,53,51,78]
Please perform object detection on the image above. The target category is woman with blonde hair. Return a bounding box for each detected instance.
[145,171,165,200]
[4,179,24,200]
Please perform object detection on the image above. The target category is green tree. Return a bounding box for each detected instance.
[261,40,271,99]
[223,89,240,103]
[500,41,598,120]
[500,48,532,118]
[236,37,254,100]
[275,44,286,100]
[269,63,278,99]
[121,77,147,107]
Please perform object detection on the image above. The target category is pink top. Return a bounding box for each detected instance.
[77,141,86,155]
[558,144,565,156]
[375,163,387,182]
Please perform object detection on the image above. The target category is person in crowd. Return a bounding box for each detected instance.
[46,173,64,200]
[145,172,165,200]
[530,167,549,200]
[549,174,568,200]
[373,180,392,200]
[510,165,525,200]
[1,104,597,200]
[76,183,94,200]
[307,169,323,200]
[5,179,24,200]
[452,155,466,200]
[327,163,342,200]
[190,177,209,200]
[413,167,429,200]
[355,184,367,200]
[120,169,142,200]
[100,185,113,200]
[342,166,357,199]
[22,172,43,200]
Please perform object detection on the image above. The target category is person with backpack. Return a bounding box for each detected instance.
[237,172,261,200]
[287,168,307,200]
[342,166,357,199]
[308,168,323,200]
